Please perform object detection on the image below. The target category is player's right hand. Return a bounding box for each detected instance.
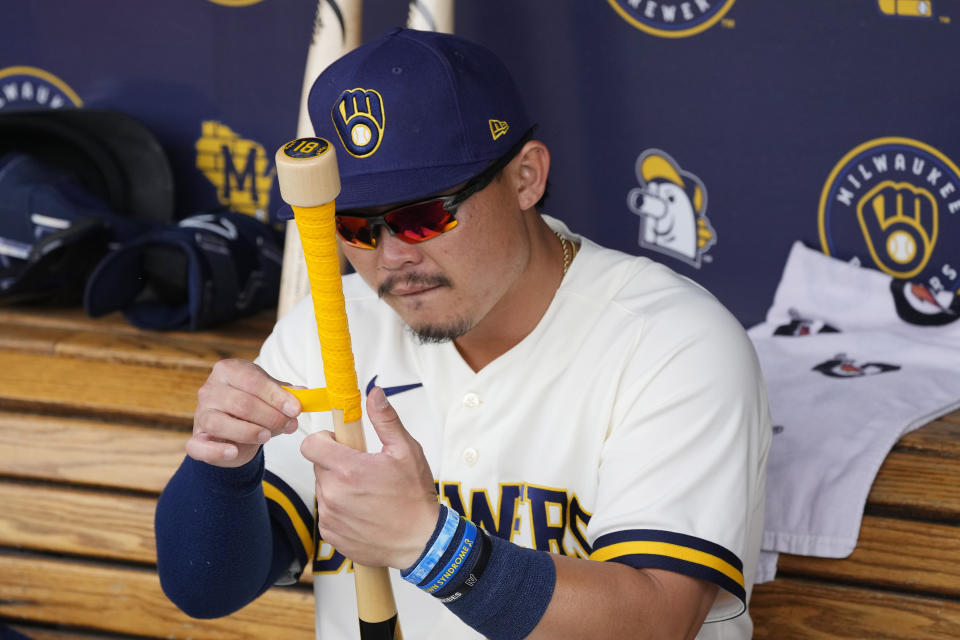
[186,359,301,468]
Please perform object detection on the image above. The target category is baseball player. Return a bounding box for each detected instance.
[155,28,770,640]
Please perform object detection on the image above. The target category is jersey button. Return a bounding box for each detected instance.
[462,392,481,408]
[462,447,479,466]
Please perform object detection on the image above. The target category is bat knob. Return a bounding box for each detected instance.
[275,137,342,207]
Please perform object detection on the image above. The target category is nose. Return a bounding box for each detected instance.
[377,227,422,270]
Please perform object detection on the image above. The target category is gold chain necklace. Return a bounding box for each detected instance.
[555,230,576,276]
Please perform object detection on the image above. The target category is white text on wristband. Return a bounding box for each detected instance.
[423,519,478,594]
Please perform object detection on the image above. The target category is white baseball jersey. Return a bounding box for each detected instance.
[258,218,770,640]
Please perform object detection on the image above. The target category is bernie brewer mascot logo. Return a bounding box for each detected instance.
[0,66,82,110]
[607,0,736,37]
[627,149,716,268]
[819,137,960,325]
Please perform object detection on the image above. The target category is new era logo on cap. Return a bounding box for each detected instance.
[489,119,509,140]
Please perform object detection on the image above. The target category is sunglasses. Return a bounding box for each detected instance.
[335,127,535,250]
[335,195,461,250]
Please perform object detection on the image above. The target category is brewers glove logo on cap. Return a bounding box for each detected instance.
[332,88,385,158]
[818,137,960,325]
[607,0,736,38]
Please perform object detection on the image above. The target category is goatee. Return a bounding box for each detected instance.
[379,273,470,343]
[405,318,473,344]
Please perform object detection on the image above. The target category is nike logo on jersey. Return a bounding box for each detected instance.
[365,375,423,397]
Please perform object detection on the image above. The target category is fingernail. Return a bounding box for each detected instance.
[258,431,271,444]
[223,445,238,460]
[372,386,389,409]
[283,399,300,417]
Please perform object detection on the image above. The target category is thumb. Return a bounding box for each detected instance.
[366,386,410,449]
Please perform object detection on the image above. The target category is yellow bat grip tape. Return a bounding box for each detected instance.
[291,202,362,423]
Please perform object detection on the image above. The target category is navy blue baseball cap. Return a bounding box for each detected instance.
[282,27,533,216]
[0,153,152,304]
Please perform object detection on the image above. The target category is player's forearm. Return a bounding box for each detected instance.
[528,555,718,640]
[423,513,716,639]
[155,449,295,618]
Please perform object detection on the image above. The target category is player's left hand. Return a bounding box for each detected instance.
[300,386,440,570]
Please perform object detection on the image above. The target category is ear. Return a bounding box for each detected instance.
[511,140,550,211]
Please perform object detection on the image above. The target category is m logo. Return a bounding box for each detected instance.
[195,121,275,221]
[626,149,716,268]
[607,0,736,38]
[332,88,385,158]
[818,137,960,323]
[0,66,82,110]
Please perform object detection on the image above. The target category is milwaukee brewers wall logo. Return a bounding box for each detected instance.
[332,88,385,158]
[0,66,82,110]
[626,149,716,267]
[196,121,275,221]
[607,0,736,37]
[819,137,960,324]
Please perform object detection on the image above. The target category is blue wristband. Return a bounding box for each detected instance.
[422,518,478,594]
[402,506,459,585]
[443,534,556,640]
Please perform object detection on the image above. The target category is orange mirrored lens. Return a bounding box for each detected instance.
[336,216,378,249]
[336,198,458,249]
[386,200,458,244]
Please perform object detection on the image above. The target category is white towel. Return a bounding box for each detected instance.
[749,242,960,582]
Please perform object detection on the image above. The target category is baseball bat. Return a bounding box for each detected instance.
[274,136,402,640]
[277,0,362,320]
[406,0,454,32]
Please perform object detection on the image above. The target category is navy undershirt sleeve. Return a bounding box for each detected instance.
[154,448,297,618]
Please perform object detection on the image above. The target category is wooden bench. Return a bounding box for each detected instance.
[0,306,958,639]
[750,411,960,639]
[0,307,314,639]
